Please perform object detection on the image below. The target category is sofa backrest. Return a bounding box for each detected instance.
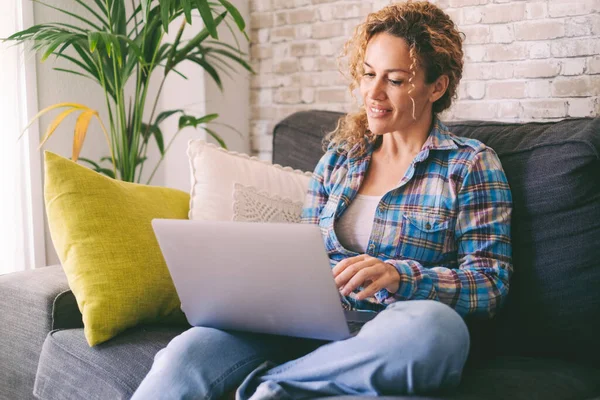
[273,110,600,365]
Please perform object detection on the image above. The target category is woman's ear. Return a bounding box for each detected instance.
[429,75,449,103]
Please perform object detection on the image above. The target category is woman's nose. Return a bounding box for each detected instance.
[369,78,387,101]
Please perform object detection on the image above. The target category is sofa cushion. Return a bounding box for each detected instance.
[187,140,312,223]
[44,151,191,346]
[274,112,600,365]
[34,327,186,400]
[34,328,600,400]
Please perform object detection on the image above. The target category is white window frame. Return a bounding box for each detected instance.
[1,0,47,272]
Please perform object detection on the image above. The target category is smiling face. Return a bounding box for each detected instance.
[359,32,444,136]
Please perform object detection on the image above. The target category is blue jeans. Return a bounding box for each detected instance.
[131,300,469,399]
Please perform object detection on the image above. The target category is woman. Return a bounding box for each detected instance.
[132,2,512,399]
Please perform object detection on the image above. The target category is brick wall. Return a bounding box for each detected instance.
[249,0,600,160]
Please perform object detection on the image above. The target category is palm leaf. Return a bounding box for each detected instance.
[188,55,222,90]
[72,110,97,162]
[217,0,244,31]
[34,0,103,31]
[205,127,226,149]
[73,0,110,28]
[38,107,79,148]
[195,0,218,39]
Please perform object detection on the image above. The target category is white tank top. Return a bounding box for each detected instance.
[335,194,383,254]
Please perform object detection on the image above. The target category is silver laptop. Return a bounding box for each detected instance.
[151,219,377,341]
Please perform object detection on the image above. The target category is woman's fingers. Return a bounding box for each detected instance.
[332,254,367,278]
[334,257,375,289]
[339,262,381,296]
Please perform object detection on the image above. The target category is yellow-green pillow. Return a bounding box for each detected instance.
[44,151,190,346]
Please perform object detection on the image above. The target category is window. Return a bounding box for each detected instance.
[0,0,46,274]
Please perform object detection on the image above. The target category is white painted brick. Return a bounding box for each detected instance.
[251,13,274,29]
[271,26,295,42]
[464,45,486,62]
[551,38,600,57]
[296,24,312,39]
[312,21,344,39]
[485,43,527,61]
[480,3,525,24]
[453,101,496,120]
[318,4,334,21]
[370,0,394,11]
[567,97,600,117]
[560,58,587,76]
[274,11,287,26]
[273,59,299,74]
[526,80,552,98]
[448,0,487,7]
[465,81,486,99]
[588,56,600,74]
[528,42,551,59]
[274,88,301,104]
[445,8,463,26]
[301,88,315,103]
[315,56,338,71]
[564,15,597,37]
[250,120,272,137]
[521,99,567,119]
[463,62,514,80]
[514,20,565,40]
[548,0,600,17]
[274,0,310,9]
[487,81,526,99]
[250,0,272,12]
[461,25,490,44]
[300,57,316,71]
[463,7,483,25]
[552,76,600,97]
[319,38,345,56]
[331,2,372,19]
[316,88,347,103]
[525,2,548,19]
[272,44,288,59]
[286,8,317,25]
[490,24,514,43]
[290,42,320,57]
[513,60,560,78]
[251,44,273,60]
[497,101,522,119]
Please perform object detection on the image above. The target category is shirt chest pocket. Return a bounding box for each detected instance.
[397,212,451,265]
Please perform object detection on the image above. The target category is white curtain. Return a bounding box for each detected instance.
[0,0,45,274]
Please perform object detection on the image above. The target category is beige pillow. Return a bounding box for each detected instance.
[187,140,311,222]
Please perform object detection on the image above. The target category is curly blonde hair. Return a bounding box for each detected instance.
[326,1,464,154]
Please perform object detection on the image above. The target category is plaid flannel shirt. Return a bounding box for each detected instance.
[301,118,513,318]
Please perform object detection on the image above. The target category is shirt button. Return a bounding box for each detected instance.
[425,222,432,230]
[368,244,375,252]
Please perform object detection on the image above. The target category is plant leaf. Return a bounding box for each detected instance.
[188,55,222,90]
[72,109,97,162]
[78,157,101,170]
[195,0,218,39]
[38,107,79,149]
[181,0,192,23]
[204,127,226,149]
[217,0,245,31]
[33,0,103,31]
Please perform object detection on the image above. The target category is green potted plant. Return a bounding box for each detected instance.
[7,0,251,183]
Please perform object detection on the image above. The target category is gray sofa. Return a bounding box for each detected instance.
[1,110,599,400]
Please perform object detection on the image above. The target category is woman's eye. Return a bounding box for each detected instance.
[389,79,403,86]
[363,72,375,78]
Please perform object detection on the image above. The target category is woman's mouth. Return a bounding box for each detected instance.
[367,106,392,118]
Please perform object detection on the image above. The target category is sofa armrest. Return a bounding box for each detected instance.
[0,265,80,400]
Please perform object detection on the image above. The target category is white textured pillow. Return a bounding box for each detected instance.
[187,140,312,222]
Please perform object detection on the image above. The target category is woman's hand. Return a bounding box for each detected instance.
[332,254,402,300]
